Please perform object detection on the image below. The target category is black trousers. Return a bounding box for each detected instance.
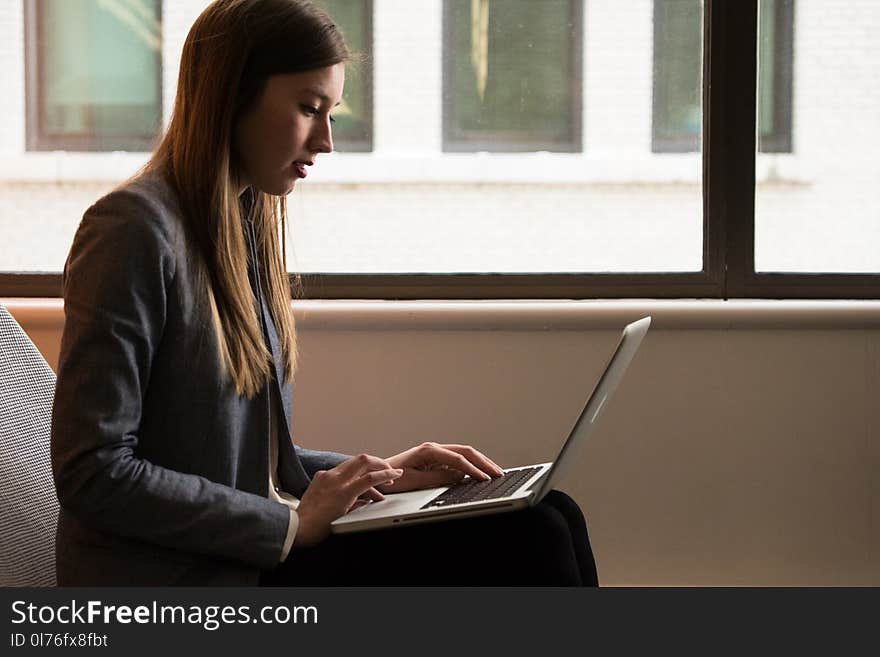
[259,490,598,586]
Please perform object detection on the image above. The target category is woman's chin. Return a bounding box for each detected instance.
[258,179,297,197]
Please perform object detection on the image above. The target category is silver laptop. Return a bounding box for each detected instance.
[331,316,651,534]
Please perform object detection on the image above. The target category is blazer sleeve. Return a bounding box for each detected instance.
[51,190,290,570]
[294,447,350,476]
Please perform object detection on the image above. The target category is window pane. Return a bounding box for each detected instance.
[35,0,161,151]
[314,0,372,151]
[757,0,793,152]
[653,0,791,153]
[289,0,703,274]
[2,1,705,277]
[443,0,581,151]
[652,0,702,152]
[758,0,777,139]
[755,0,880,273]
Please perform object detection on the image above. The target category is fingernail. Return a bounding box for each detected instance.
[393,469,404,476]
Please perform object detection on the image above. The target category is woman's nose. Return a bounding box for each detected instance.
[310,119,334,154]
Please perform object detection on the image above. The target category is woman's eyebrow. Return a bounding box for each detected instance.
[304,87,342,107]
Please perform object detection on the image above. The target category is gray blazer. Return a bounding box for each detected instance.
[51,169,347,586]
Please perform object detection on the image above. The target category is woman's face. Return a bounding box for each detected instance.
[234,63,345,196]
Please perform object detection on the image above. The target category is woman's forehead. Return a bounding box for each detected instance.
[269,64,345,103]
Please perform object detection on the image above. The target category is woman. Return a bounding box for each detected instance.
[50,0,599,586]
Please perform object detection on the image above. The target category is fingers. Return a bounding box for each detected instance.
[424,448,491,481]
[360,486,385,502]
[420,443,504,480]
[382,468,464,493]
[347,498,369,513]
[338,457,403,496]
[335,453,404,488]
[324,454,404,503]
[440,444,505,476]
[353,467,404,491]
[336,452,397,476]
[347,486,387,513]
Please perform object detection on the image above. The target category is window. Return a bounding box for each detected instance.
[442,0,582,152]
[24,0,163,152]
[652,0,703,152]
[289,1,702,278]
[756,0,793,153]
[652,0,794,153]
[2,1,878,299]
[314,0,373,152]
[754,0,879,275]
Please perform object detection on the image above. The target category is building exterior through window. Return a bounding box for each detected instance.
[1,0,877,278]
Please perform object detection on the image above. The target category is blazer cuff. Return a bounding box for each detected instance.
[280,507,299,562]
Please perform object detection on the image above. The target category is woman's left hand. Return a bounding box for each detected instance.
[378,442,505,493]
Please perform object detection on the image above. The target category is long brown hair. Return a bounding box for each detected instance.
[143,0,348,398]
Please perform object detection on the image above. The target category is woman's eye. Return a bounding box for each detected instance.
[301,105,335,123]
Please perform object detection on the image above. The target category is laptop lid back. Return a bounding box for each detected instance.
[532,316,651,503]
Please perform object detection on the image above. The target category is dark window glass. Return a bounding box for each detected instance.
[756,0,794,152]
[652,0,703,152]
[27,0,162,151]
[315,0,373,152]
[443,0,582,152]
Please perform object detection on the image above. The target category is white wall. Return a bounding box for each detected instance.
[7,299,879,586]
[288,305,880,586]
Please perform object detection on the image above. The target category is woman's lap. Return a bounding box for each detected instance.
[260,490,598,586]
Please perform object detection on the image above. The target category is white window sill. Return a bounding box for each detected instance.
[5,298,879,331]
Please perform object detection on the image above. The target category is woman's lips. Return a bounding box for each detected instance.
[293,162,308,179]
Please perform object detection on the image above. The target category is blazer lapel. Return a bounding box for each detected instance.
[242,192,310,496]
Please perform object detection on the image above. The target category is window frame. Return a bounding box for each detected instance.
[23,0,164,153]
[3,0,879,300]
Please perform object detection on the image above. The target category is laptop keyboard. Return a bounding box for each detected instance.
[420,466,542,510]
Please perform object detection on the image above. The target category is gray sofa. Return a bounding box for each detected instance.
[0,304,59,586]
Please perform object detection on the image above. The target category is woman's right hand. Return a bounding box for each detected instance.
[293,454,403,548]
